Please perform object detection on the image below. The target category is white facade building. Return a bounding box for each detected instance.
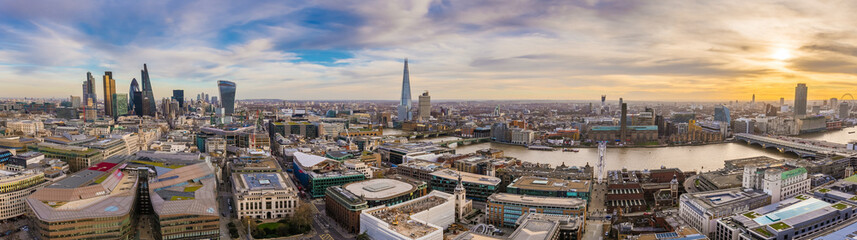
[344,160,372,179]
[232,172,299,219]
[510,129,534,145]
[360,191,455,240]
[742,165,810,203]
[678,188,771,236]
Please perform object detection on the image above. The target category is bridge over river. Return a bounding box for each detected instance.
[734,133,857,158]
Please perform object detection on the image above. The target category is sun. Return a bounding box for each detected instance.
[771,48,791,61]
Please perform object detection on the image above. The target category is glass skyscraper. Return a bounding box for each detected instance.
[794,83,807,117]
[172,90,185,108]
[218,80,236,115]
[397,59,412,122]
[129,78,140,115]
[140,64,156,116]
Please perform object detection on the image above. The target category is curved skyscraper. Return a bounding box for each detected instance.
[397,58,412,122]
[218,80,236,115]
[129,78,140,115]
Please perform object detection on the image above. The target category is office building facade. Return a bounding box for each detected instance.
[102,71,116,117]
[486,193,586,227]
[794,83,807,116]
[218,80,236,116]
[418,90,430,121]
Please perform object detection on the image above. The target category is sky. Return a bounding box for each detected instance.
[2,0,857,101]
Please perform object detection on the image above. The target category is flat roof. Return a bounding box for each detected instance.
[343,179,416,200]
[242,173,286,191]
[488,193,586,208]
[509,176,590,192]
[430,169,501,186]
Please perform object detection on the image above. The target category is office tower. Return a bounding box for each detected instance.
[102,71,115,117]
[112,93,128,117]
[619,98,623,107]
[620,103,627,142]
[132,91,144,117]
[831,98,839,108]
[140,64,156,116]
[70,96,81,109]
[752,94,755,103]
[161,98,171,118]
[714,105,731,122]
[197,93,202,102]
[397,59,413,122]
[83,72,97,107]
[129,78,140,115]
[600,95,606,115]
[840,102,851,119]
[418,90,430,121]
[218,80,237,115]
[780,97,785,106]
[211,96,218,107]
[204,93,209,103]
[794,83,807,117]
[172,90,185,108]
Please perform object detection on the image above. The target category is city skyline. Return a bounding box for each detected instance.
[3,1,857,101]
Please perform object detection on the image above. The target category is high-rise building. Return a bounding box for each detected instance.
[172,90,184,108]
[780,97,785,106]
[128,78,140,115]
[794,83,807,116]
[70,96,81,109]
[418,90,430,121]
[83,72,97,107]
[140,64,156,116]
[102,71,116,117]
[397,59,413,122]
[840,102,851,119]
[714,105,731,122]
[620,102,627,142]
[752,94,755,103]
[831,98,839,108]
[112,93,128,117]
[218,80,237,116]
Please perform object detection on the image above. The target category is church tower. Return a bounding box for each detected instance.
[455,173,468,221]
[670,174,679,201]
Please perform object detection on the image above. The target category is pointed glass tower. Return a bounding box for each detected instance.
[397,58,412,122]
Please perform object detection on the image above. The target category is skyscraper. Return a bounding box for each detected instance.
[794,83,807,117]
[112,93,128,117]
[418,90,431,121]
[83,72,97,107]
[714,105,731,122]
[780,97,785,106]
[129,78,140,115]
[620,102,627,142]
[140,64,156,116]
[172,90,185,108]
[218,80,237,115]
[840,102,850,119]
[70,96,81,109]
[397,59,412,122]
[752,94,755,103]
[102,71,116,117]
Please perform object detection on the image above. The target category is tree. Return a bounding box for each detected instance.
[356,232,370,240]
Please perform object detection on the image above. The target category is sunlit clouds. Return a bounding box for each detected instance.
[1,0,857,101]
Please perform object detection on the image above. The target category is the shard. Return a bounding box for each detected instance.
[397,58,412,122]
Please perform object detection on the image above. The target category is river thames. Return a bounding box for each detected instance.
[392,126,857,171]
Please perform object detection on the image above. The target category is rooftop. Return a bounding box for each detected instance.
[591,125,658,131]
[343,179,416,200]
[431,169,501,186]
[508,176,590,193]
[365,191,452,239]
[488,193,587,208]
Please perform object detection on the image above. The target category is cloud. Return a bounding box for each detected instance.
[1,0,857,101]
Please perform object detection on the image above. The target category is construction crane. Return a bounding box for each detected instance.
[597,141,606,184]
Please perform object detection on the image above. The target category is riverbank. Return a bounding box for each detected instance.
[487,140,730,150]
